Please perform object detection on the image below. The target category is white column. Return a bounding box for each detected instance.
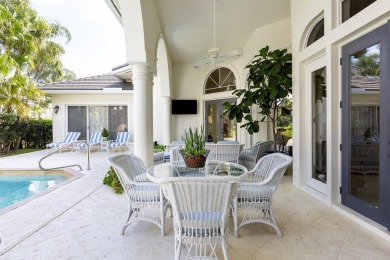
[161,96,172,145]
[132,64,154,167]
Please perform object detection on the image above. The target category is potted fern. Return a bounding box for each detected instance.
[180,125,209,168]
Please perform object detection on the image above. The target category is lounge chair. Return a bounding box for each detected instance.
[107,132,130,152]
[73,132,103,152]
[46,132,81,153]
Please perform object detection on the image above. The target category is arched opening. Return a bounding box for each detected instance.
[153,36,172,145]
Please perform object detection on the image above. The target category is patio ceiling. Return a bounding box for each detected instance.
[109,0,291,64]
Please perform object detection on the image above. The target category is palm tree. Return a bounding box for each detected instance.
[0,0,73,117]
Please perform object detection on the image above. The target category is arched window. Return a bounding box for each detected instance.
[307,18,324,47]
[204,67,236,94]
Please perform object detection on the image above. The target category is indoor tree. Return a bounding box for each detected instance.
[222,46,292,149]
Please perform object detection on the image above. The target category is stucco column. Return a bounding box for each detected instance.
[161,96,172,145]
[132,64,154,167]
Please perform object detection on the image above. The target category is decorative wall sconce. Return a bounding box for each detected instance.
[53,105,59,114]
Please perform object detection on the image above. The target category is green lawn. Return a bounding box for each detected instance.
[0,148,44,158]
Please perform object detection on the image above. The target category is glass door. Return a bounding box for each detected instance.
[204,99,237,142]
[342,23,390,229]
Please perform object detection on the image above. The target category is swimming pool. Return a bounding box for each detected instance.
[0,169,81,212]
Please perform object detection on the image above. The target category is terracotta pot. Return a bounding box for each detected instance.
[183,155,207,168]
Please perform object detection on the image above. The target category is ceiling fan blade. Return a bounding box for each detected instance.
[193,49,243,68]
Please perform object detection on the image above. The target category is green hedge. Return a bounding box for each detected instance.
[0,113,52,151]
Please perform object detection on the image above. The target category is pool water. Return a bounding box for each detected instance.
[0,175,68,209]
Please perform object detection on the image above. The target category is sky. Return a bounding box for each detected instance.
[30,0,126,79]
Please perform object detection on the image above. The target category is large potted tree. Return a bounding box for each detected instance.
[222,46,292,150]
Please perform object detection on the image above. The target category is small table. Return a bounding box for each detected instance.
[146,160,248,183]
[99,141,111,152]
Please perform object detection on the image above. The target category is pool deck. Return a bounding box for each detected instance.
[1,149,390,259]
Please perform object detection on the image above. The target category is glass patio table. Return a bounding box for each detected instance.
[146,160,248,183]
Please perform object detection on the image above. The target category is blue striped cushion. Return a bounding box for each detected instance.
[89,132,102,143]
[116,132,129,143]
[47,132,80,148]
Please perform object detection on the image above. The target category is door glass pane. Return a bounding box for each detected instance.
[89,106,108,137]
[349,43,380,206]
[207,104,218,142]
[68,106,87,139]
[108,106,128,140]
[223,102,237,141]
[312,67,327,183]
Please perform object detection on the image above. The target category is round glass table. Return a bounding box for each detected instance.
[146,160,248,183]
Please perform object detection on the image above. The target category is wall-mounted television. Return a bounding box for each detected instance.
[172,99,197,115]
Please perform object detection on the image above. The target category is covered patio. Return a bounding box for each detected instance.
[1,150,389,259]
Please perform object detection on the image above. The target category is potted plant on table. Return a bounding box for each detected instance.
[102,127,109,141]
[180,125,209,168]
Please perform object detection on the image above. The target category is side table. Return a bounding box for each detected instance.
[100,141,111,152]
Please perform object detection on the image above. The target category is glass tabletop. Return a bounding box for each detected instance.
[146,160,248,183]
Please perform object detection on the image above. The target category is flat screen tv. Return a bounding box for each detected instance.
[172,100,197,115]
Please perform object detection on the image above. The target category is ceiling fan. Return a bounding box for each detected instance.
[192,0,243,68]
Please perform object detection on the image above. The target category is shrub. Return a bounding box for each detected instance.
[103,166,123,194]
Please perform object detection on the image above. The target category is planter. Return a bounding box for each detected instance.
[102,137,108,141]
[180,150,210,168]
[183,155,207,168]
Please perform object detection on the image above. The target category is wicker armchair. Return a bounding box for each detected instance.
[153,149,166,165]
[169,146,184,162]
[205,143,242,163]
[108,154,170,236]
[232,153,293,237]
[238,141,273,170]
[160,177,241,260]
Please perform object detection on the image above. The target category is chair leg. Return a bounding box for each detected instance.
[121,205,134,235]
[232,197,239,237]
[174,234,181,260]
[268,208,282,237]
[221,238,230,260]
[160,190,165,237]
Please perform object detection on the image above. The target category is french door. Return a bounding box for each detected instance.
[204,99,237,142]
[341,22,390,229]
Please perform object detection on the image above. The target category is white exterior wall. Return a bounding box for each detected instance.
[291,0,390,235]
[50,92,133,142]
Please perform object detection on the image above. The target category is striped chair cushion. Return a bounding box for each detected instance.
[89,132,103,143]
[116,132,130,143]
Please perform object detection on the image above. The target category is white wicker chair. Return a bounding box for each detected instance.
[169,146,184,162]
[153,149,166,165]
[205,143,242,163]
[108,154,170,236]
[160,177,241,260]
[232,153,293,237]
[238,141,273,170]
